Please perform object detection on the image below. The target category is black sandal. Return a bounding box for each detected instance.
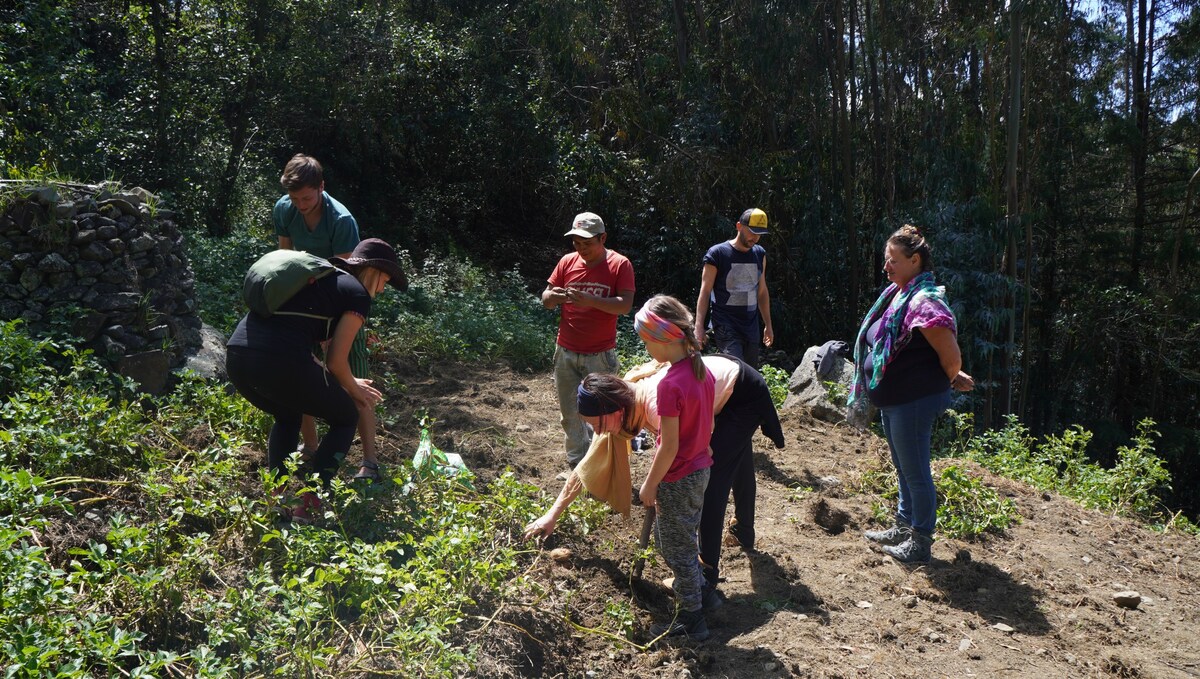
[353,460,382,481]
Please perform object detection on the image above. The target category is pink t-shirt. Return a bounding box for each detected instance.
[656,359,715,483]
[548,249,635,354]
[636,356,739,435]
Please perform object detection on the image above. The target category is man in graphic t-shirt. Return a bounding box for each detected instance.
[694,208,774,367]
[542,212,636,473]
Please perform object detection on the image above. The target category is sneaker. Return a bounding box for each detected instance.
[882,531,933,564]
[650,609,709,641]
[555,470,570,482]
[701,586,724,612]
[864,522,911,546]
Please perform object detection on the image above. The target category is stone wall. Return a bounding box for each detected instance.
[0,182,202,393]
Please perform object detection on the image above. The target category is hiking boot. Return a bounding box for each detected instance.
[649,608,709,641]
[701,585,724,612]
[864,522,911,546]
[882,530,933,564]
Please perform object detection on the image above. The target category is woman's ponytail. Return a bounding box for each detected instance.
[642,295,707,382]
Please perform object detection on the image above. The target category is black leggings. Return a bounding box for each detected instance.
[226,346,358,484]
[698,363,775,586]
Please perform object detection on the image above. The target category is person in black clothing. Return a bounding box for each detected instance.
[698,353,785,600]
[225,238,407,523]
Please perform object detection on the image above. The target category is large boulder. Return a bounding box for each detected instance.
[783,344,877,428]
[117,349,171,395]
[177,323,228,383]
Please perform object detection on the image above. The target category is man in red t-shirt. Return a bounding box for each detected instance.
[541,212,636,474]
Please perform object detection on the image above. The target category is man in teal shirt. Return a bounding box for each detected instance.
[273,155,360,258]
[273,154,380,481]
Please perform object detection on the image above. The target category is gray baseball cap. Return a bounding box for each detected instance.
[563,212,605,238]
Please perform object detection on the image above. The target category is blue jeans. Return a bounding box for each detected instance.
[879,389,951,536]
[553,345,618,467]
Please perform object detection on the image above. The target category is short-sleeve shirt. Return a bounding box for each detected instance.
[656,360,715,483]
[227,271,370,356]
[634,355,740,435]
[548,249,635,354]
[703,241,765,337]
[273,192,361,258]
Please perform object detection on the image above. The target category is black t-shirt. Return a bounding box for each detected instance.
[864,318,950,408]
[227,270,371,355]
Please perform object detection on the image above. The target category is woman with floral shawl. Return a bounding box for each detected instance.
[848,225,975,563]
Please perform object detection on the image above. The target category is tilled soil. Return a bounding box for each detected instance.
[375,359,1200,678]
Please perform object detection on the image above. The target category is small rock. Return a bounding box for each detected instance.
[992,623,1015,633]
[514,424,531,432]
[904,596,918,608]
[679,671,692,679]
[549,547,573,563]
[1112,590,1141,610]
[958,638,972,652]
[1081,555,1092,564]
[927,631,942,642]
[855,600,873,608]
[762,662,776,671]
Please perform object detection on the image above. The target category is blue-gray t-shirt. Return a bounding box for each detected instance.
[272,192,361,258]
[704,241,765,337]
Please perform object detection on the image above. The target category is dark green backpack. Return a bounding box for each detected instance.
[243,250,338,318]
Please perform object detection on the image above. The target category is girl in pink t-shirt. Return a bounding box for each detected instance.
[634,295,715,640]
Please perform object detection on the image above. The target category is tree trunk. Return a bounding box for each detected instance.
[833,0,859,324]
[145,0,171,185]
[1129,0,1152,288]
[1001,0,1023,416]
[671,0,690,76]
[865,0,887,289]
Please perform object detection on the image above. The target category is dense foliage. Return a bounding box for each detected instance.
[0,319,574,676]
[1,3,1196,502]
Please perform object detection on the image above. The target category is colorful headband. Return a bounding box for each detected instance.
[635,307,686,344]
[577,383,621,417]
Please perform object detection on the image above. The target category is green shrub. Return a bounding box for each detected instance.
[935,465,1021,540]
[760,364,789,409]
[866,463,1020,541]
[0,322,152,478]
[1,313,565,675]
[371,254,558,372]
[957,415,1182,526]
[187,230,269,335]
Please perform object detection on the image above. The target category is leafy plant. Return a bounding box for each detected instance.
[760,364,790,408]
[821,379,848,407]
[934,465,1021,540]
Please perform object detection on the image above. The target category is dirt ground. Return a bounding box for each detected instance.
[374,359,1200,678]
